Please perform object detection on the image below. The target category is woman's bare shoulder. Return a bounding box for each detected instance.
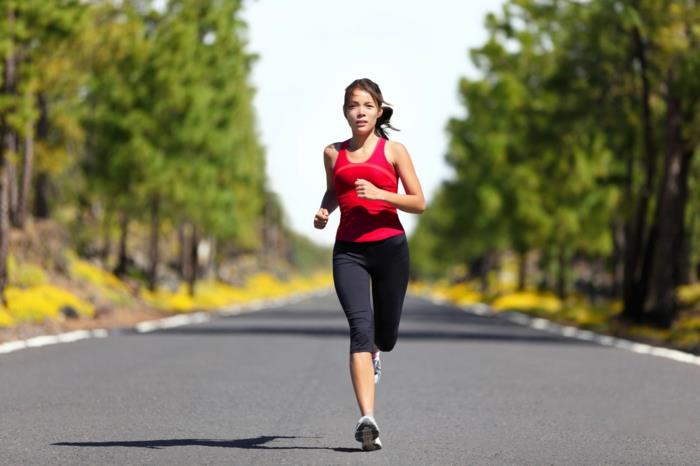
[323,142,344,159]
[385,140,409,164]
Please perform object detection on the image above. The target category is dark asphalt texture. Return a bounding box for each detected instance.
[1,293,699,465]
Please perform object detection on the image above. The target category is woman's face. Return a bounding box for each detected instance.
[344,88,383,135]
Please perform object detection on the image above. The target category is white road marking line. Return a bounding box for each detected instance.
[26,335,60,347]
[0,340,26,354]
[422,295,700,368]
[135,321,159,333]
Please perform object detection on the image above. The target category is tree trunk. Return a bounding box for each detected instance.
[147,195,159,292]
[7,143,18,226]
[517,250,527,292]
[204,235,216,279]
[33,93,50,219]
[101,211,112,264]
[33,172,50,218]
[622,24,657,322]
[480,257,489,293]
[469,253,491,293]
[556,245,567,300]
[537,245,552,292]
[179,222,192,282]
[16,120,33,229]
[0,166,8,306]
[114,211,129,276]
[0,7,17,303]
[261,199,271,269]
[187,224,199,297]
[645,78,692,326]
[213,238,224,281]
[610,221,625,298]
[679,200,694,286]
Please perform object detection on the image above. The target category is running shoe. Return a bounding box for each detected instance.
[372,350,381,384]
[354,415,382,451]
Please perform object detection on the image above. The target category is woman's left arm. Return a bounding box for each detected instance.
[355,142,426,214]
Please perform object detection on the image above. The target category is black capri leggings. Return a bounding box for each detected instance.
[333,233,410,354]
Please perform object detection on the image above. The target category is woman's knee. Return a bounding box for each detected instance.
[375,334,397,352]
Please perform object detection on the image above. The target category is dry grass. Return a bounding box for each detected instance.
[0,219,333,344]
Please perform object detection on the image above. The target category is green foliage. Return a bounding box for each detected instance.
[412,0,699,315]
[142,0,264,249]
[0,0,276,301]
[75,0,266,253]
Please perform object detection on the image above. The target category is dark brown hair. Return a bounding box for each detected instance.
[343,78,399,139]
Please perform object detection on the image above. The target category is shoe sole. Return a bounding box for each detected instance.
[355,420,381,451]
[366,437,382,451]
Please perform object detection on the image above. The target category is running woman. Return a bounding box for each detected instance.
[313,78,425,451]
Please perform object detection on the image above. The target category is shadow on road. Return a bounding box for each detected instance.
[53,436,361,452]
[228,307,512,328]
[142,325,593,346]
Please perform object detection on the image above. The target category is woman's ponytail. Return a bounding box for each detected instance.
[376,105,399,139]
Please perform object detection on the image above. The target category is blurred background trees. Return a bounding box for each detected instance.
[410,0,700,328]
[1,0,698,330]
[0,0,328,301]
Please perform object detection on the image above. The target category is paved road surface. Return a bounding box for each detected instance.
[1,293,699,465]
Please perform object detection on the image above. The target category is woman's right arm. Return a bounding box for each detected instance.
[314,144,338,229]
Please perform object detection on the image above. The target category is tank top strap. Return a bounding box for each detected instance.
[372,138,386,160]
[334,140,351,172]
[369,138,393,170]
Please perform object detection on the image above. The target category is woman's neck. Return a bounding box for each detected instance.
[349,132,379,152]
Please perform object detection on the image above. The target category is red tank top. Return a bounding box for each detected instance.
[333,138,405,242]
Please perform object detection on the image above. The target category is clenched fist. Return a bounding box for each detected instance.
[314,208,330,229]
[355,178,384,200]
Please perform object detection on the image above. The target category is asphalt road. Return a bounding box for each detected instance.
[1,293,699,465]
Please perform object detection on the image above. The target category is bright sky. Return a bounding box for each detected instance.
[240,0,505,246]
